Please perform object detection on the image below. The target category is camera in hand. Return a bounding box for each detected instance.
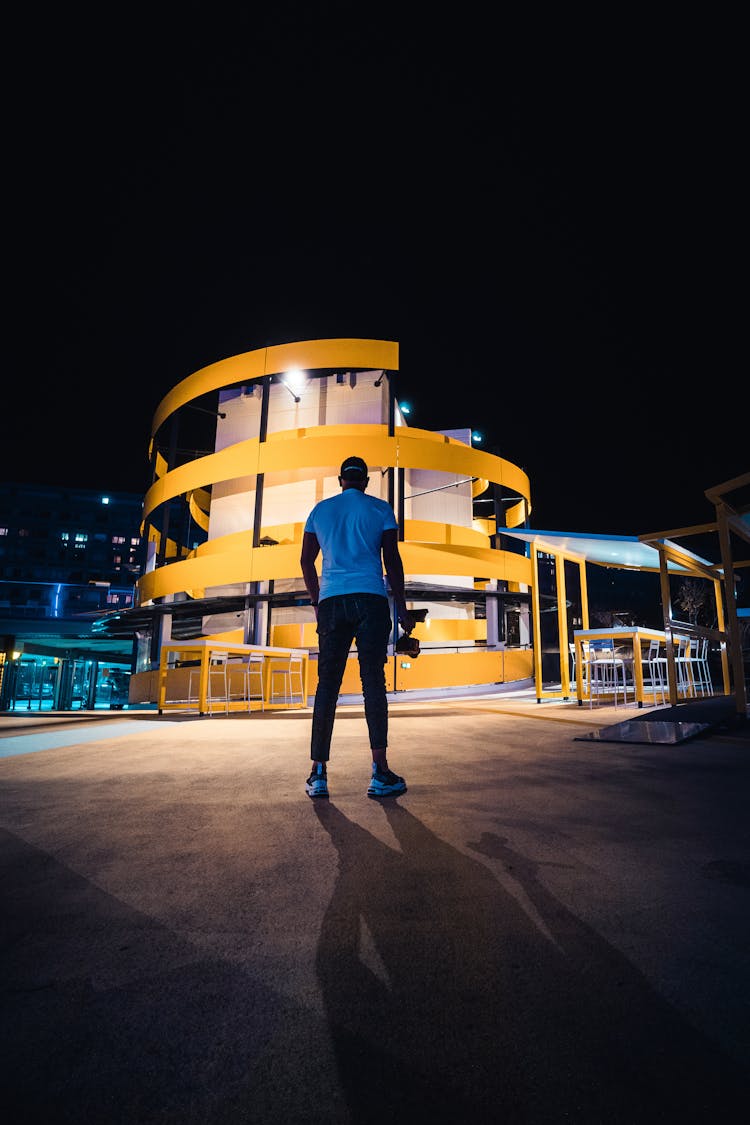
[395,608,428,659]
[395,633,421,657]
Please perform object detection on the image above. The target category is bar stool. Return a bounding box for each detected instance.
[187,652,229,713]
[578,639,593,698]
[641,638,668,705]
[270,654,305,706]
[568,643,577,688]
[588,643,629,706]
[674,636,695,697]
[688,637,713,697]
[231,652,265,711]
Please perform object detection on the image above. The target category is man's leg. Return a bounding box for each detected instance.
[310,597,355,765]
[355,595,405,796]
[354,595,391,759]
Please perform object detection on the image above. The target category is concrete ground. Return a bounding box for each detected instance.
[1,691,749,1124]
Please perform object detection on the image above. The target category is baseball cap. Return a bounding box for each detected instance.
[339,456,369,481]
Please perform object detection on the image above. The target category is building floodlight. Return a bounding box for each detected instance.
[281,368,307,402]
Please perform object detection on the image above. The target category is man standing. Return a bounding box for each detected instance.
[300,455,416,799]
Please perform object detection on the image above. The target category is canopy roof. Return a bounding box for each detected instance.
[500,529,715,575]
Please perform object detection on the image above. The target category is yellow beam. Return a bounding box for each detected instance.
[151,338,399,437]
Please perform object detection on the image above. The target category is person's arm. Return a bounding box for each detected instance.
[381,528,416,632]
[300,531,321,618]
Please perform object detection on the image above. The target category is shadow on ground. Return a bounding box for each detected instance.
[313,801,745,1124]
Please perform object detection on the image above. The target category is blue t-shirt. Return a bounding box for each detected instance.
[304,489,398,602]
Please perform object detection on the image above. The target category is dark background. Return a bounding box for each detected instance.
[4,7,745,541]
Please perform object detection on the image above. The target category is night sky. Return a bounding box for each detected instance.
[5,8,745,544]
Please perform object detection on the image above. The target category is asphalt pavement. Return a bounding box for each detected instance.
[1,692,748,1124]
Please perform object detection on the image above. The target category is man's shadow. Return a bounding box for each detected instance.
[313,801,744,1124]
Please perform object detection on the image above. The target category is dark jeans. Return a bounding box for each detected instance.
[311,593,392,762]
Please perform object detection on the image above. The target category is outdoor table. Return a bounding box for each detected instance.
[573,627,677,708]
[158,640,309,715]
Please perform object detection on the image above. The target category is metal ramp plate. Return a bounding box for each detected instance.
[575,719,712,745]
[575,696,747,745]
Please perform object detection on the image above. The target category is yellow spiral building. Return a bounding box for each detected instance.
[134,338,536,697]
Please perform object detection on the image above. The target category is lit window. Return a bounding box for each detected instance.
[74,533,88,544]
[60,532,69,541]
[112,535,125,545]
[101,496,110,505]
[130,537,140,547]
[0,527,7,536]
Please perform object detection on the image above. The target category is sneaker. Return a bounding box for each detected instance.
[367,766,407,799]
[305,764,329,799]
